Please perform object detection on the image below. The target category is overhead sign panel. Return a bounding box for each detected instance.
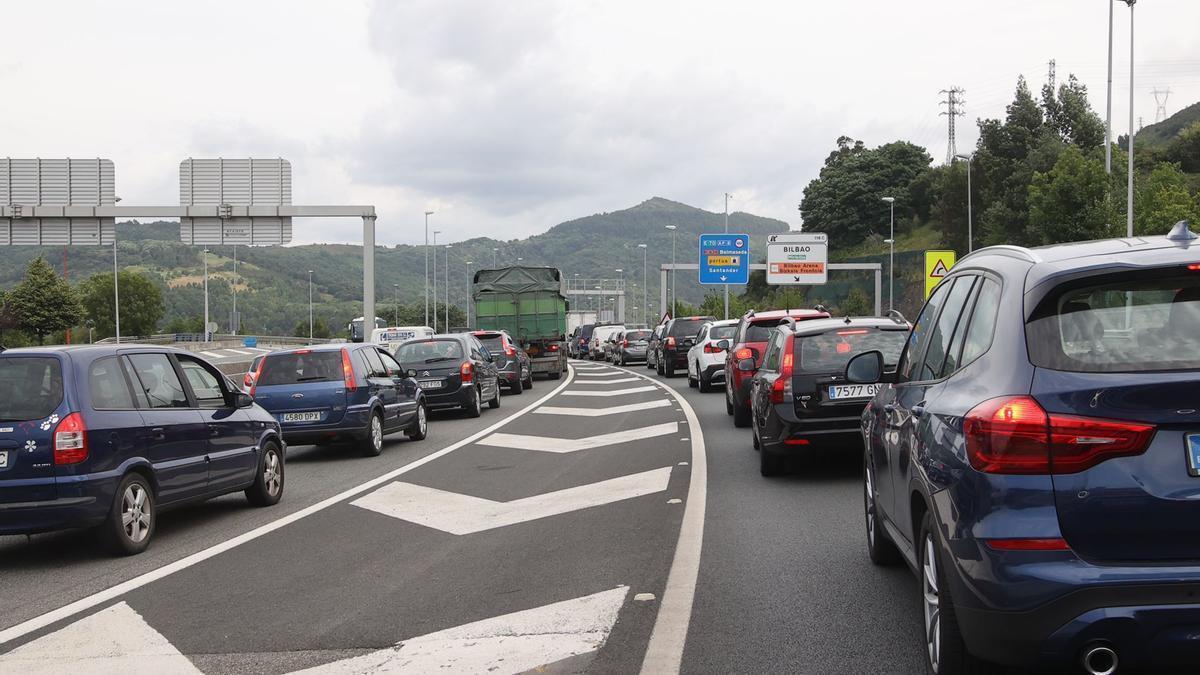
[0,158,115,245]
[179,158,292,245]
[767,232,828,284]
[698,233,750,285]
[924,250,956,299]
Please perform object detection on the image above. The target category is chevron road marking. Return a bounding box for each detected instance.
[534,399,673,417]
[292,587,629,675]
[574,371,628,377]
[351,466,673,535]
[478,422,678,453]
[560,386,658,397]
[570,377,640,385]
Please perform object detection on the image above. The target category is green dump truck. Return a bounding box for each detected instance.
[472,266,568,379]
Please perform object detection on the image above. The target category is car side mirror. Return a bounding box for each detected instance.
[845,350,895,384]
[234,392,255,409]
[716,340,730,351]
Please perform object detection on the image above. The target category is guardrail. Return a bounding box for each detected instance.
[94,334,337,346]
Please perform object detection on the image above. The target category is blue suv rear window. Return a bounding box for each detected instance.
[0,357,63,421]
[1028,273,1200,372]
[259,351,344,386]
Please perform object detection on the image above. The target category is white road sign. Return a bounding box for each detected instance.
[766,232,828,284]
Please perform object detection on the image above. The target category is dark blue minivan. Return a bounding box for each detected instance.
[847,222,1200,674]
[0,346,284,556]
[250,343,428,455]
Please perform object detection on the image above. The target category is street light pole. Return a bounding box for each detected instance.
[432,230,441,332]
[638,243,648,326]
[308,270,314,341]
[231,244,237,334]
[424,211,433,327]
[1124,0,1136,237]
[665,225,677,316]
[393,284,399,325]
[615,269,624,323]
[112,231,121,344]
[202,248,210,342]
[465,261,473,329]
[1106,0,1115,175]
[445,244,452,331]
[955,153,975,252]
[723,192,731,320]
[882,197,895,312]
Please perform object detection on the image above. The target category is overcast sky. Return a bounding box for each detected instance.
[3,0,1197,246]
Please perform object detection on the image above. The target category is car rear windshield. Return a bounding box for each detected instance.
[745,319,797,342]
[579,325,596,339]
[625,330,651,340]
[0,356,63,421]
[797,329,908,373]
[669,319,711,337]
[1027,272,1200,372]
[397,339,465,364]
[710,325,737,340]
[258,351,344,386]
[475,334,505,351]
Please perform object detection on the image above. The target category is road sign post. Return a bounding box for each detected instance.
[766,232,828,285]
[924,250,956,299]
[698,233,749,285]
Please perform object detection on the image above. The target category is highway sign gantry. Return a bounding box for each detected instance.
[766,232,828,285]
[698,233,750,285]
[924,250,956,299]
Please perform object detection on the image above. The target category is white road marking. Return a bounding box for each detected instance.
[0,368,578,647]
[351,467,673,535]
[534,400,672,417]
[633,593,656,602]
[667,499,683,504]
[199,351,222,358]
[570,377,641,385]
[226,349,253,355]
[0,601,200,674]
[574,371,626,377]
[478,422,678,453]
[245,347,271,352]
[291,587,629,675]
[560,386,657,397]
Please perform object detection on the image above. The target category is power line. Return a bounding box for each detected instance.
[939,87,966,164]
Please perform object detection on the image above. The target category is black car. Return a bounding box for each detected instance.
[645,324,666,370]
[396,334,502,417]
[654,316,715,378]
[748,317,908,476]
[473,330,533,394]
[569,323,597,359]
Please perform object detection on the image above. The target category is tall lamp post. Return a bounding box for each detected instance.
[955,152,975,252]
[308,270,314,341]
[881,197,895,311]
[614,269,624,323]
[231,244,238,334]
[1121,0,1136,236]
[424,211,434,326]
[464,261,473,329]
[665,225,677,316]
[1106,1,1115,175]
[445,244,452,331]
[202,248,210,342]
[638,243,648,326]
[432,230,441,332]
[723,192,731,320]
[392,284,399,325]
[112,229,121,344]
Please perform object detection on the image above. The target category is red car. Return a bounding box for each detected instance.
[724,308,830,427]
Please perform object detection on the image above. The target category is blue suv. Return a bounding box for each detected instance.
[0,346,284,556]
[845,222,1200,674]
[250,344,428,456]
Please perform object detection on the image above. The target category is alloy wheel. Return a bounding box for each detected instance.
[371,414,383,451]
[865,461,876,547]
[263,449,282,497]
[418,404,428,436]
[121,484,151,544]
[923,533,942,673]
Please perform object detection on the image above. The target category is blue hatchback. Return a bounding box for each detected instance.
[249,343,428,456]
[846,222,1200,674]
[0,346,284,555]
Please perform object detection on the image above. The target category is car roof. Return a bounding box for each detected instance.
[778,316,910,338]
[704,319,739,327]
[270,343,351,355]
[745,309,829,322]
[1,344,192,357]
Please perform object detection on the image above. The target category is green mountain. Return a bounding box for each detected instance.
[0,197,792,337]
[1136,100,1200,148]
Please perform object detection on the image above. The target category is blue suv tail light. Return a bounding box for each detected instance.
[965,395,1156,475]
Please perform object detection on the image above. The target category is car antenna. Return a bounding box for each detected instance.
[814,303,830,314]
[844,317,852,324]
[1167,220,1197,242]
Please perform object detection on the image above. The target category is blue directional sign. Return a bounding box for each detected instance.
[698,233,750,285]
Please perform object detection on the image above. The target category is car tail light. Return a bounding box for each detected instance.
[769,339,795,404]
[53,412,88,465]
[248,357,267,396]
[1188,263,1200,271]
[666,336,676,349]
[341,348,358,392]
[294,348,312,354]
[460,361,474,383]
[704,342,724,354]
[837,329,868,335]
[784,438,810,446]
[622,339,630,347]
[985,538,1071,551]
[965,396,1155,475]
[504,343,517,357]
[548,343,559,352]
[734,348,753,361]
[243,371,255,388]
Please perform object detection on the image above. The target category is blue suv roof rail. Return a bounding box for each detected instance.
[959,244,1043,265]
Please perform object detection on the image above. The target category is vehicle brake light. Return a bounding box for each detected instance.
[784,438,809,446]
[734,348,753,361]
[248,357,267,396]
[294,348,312,354]
[985,538,1071,551]
[548,343,559,352]
[837,329,869,335]
[460,361,474,383]
[666,336,676,348]
[1188,263,1200,271]
[704,342,725,354]
[341,348,358,392]
[965,396,1155,474]
[53,412,88,465]
[504,342,517,357]
[622,339,630,347]
[770,339,794,404]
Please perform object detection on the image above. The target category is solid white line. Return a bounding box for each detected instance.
[478,422,678,453]
[226,349,253,355]
[636,367,707,674]
[199,351,222,358]
[534,400,672,417]
[0,367,578,647]
[246,347,272,352]
[560,386,658,397]
[352,467,672,534]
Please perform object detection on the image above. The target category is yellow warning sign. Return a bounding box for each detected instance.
[924,250,956,299]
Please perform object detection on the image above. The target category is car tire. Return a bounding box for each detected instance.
[511,376,524,395]
[732,400,752,428]
[489,384,501,409]
[467,387,483,418]
[245,441,284,506]
[687,365,698,388]
[406,402,428,441]
[361,411,385,457]
[865,455,900,566]
[664,360,675,378]
[699,370,713,393]
[759,446,784,477]
[918,511,983,675]
[548,371,561,380]
[752,426,760,450]
[725,386,735,416]
[101,473,155,556]
[523,372,534,389]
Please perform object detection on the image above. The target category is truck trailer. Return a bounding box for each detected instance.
[472,266,568,379]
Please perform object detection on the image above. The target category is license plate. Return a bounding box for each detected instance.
[418,380,444,390]
[282,412,322,423]
[1187,434,1200,477]
[828,384,881,401]
[0,451,7,469]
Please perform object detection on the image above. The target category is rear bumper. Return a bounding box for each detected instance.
[759,409,862,453]
[620,348,647,361]
[422,385,475,410]
[699,363,724,382]
[280,410,372,445]
[0,479,112,535]
[663,349,687,367]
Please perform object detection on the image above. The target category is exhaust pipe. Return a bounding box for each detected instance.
[1081,644,1118,675]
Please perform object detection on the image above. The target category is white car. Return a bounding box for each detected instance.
[371,325,435,354]
[686,319,738,392]
[589,325,625,360]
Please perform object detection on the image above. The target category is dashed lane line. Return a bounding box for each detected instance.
[533,400,672,417]
[477,422,678,453]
